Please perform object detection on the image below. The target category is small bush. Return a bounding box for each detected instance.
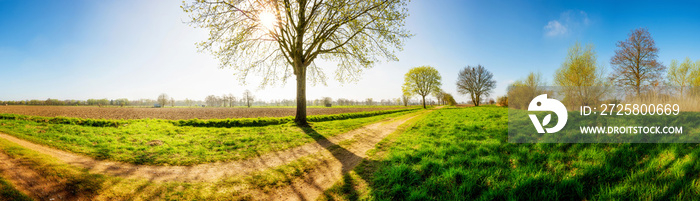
[497,96,508,107]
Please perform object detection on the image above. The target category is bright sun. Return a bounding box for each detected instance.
[258,11,276,31]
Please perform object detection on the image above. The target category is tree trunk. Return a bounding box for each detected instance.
[295,68,308,125]
[421,95,426,109]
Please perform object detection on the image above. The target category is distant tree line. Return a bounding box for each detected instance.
[505,28,700,108]
[1,96,426,108]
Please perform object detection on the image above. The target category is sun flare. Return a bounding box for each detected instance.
[258,11,276,31]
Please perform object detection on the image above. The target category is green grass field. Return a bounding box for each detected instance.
[325,106,700,200]
[0,109,417,165]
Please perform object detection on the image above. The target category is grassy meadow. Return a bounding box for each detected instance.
[0,110,427,200]
[0,109,418,165]
[324,106,700,200]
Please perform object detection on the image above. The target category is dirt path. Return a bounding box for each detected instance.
[255,110,429,201]
[0,111,424,183]
[0,152,76,201]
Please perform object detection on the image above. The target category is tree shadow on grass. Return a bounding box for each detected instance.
[299,125,363,173]
[294,125,364,200]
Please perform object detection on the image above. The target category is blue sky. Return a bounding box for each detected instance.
[1,0,699,103]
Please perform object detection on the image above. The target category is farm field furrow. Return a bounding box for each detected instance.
[0,106,409,120]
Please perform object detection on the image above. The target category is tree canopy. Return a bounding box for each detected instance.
[666,57,697,97]
[554,42,609,106]
[182,0,411,124]
[610,28,665,96]
[456,65,496,106]
[403,66,442,108]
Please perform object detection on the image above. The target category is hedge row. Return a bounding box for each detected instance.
[172,108,420,128]
[0,108,420,128]
[0,114,127,127]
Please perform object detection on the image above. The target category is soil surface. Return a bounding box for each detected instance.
[0,105,405,120]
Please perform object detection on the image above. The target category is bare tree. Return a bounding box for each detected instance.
[157,93,169,108]
[227,93,237,107]
[433,89,445,105]
[243,90,254,108]
[456,65,496,106]
[170,97,175,107]
[183,0,411,125]
[610,28,665,96]
[401,93,410,106]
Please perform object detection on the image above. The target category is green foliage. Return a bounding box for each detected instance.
[667,57,699,96]
[554,42,610,106]
[497,96,508,106]
[366,107,700,200]
[507,72,546,109]
[0,114,126,127]
[403,66,442,108]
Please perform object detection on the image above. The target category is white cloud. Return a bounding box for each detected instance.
[544,20,567,36]
[543,10,590,37]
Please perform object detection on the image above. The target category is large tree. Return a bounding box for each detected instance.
[456,65,496,106]
[403,66,442,109]
[554,42,609,106]
[610,28,665,96]
[183,0,411,125]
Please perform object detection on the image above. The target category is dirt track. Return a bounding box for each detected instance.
[0,110,429,200]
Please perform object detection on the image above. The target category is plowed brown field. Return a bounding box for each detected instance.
[0,106,404,120]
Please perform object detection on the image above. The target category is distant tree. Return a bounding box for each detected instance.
[456,65,496,106]
[205,95,219,107]
[366,98,374,106]
[322,97,333,107]
[394,98,402,106]
[497,96,508,107]
[507,72,546,109]
[243,90,254,108]
[227,93,236,107]
[433,89,446,105]
[157,93,169,108]
[182,0,411,125]
[170,97,175,107]
[442,93,457,106]
[401,94,411,107]
[184,98,193,107]
[667,58,696,97]
[488,98,496,105]
[610,28,665,96]
[403,66,442,108]
[554,42,609,106]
